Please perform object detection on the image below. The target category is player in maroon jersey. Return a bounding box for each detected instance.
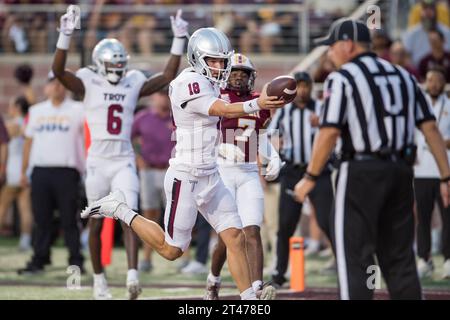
[204,53,282,300]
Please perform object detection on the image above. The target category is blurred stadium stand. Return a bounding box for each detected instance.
[0,0,419,113]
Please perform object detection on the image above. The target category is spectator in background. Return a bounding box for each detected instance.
[122,12,165,55]
[389,41,420,79]
[239,0,295,54]
[212,0,235,36]
[402,0,450,67]
[313,0,359,16]
[371,29,392,61]
[418,29,450,81]
[408,0,450,28]
[131,88,175,272]
[14,64,36,105]
[414,67,450,279]
[257,0,295,54]
[28,14,47,53]
[1,14,28,53]
[17,72,85,275]
[85,0,127,53]
[0,96,32,251]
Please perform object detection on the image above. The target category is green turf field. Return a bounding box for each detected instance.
[0,237,449,300]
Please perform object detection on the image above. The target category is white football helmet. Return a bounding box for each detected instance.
[187,28,234,88]
[92,39,129,84]
[228,53,257,92]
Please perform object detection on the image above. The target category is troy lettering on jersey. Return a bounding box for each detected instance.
[103,93,126,102]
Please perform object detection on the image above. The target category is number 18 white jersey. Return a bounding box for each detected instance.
[168,67,221,176]
[76,67,147,158]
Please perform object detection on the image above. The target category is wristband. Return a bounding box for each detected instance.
[304,171,319,182]
[440,176,450,183]
[170,37,186,56]
[243,98,261,114]
[56,32,72,50]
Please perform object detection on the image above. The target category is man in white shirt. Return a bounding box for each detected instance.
[18,72,85,275]
[81,27,285,300]
[414,66,450,279]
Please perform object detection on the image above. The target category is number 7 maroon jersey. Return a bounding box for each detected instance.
[220,89,271,163]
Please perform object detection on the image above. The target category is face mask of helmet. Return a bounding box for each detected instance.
[226,54,256,93]
[227,68,256,93]
[104,61,126,84]
[92,39,129,85]
[199,54,232,89]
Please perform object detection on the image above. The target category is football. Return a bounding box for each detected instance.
[266,75,297,103]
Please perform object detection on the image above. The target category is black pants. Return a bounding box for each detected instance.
[332,160,421,300]
[309,170,334,240]
[414,178,450,261]
[272,165,306,284]
[31,167,84,267]
[273,165,334,284]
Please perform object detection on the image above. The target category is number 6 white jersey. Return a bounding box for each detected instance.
[76,67,147,158]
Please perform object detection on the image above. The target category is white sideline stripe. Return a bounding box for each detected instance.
[335,162,349,300]
[139,288,294,300]
[283,88,297,95]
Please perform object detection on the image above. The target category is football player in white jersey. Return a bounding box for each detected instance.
[52,6,189,300]
[204,53,282,300]
[81,27,286,300]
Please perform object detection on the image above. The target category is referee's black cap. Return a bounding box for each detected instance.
[314,19,371,46]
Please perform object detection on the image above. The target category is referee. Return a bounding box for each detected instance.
[294,19,450,300]
[267,71,331,287]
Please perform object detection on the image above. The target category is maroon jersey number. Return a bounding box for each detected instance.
[235,118,256,142]
[188,82,201,95]
[107,104,123,135]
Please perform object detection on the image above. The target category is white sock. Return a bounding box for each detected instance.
[308,239,320,251]
[127,269,139,282]
[19,233,31,246]
[93,273,106,284]
[116,204,138,226]
[240,287,257,300]
[207,273,221,284]
[252,280,263,292]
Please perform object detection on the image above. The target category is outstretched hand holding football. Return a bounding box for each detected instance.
[257,83,286,110]
[257,76,297,110]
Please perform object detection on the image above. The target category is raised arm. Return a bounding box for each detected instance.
[52,49,85,96]
[52,5,85,96]
[139,9,189,98]
[138,55,181,98]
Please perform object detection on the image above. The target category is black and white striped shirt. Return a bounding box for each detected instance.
[268,99,322,164]
[321,52,435,155]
